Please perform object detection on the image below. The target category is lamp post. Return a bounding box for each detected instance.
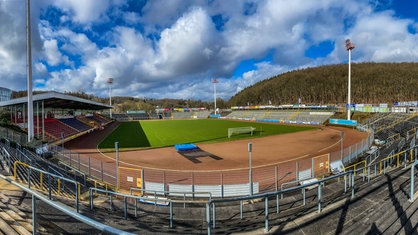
[212,79,218,115]
[107,78,113,118]
[345,39,355,120]
[248,142,253,196]
[115,142,119,189]
[26,0,34,142]
[61,132,64,156]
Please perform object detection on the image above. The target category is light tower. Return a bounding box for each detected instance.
[212,78,218,115]
[107,78,113,118]
[345,39,355,120]
[26,0,34,142]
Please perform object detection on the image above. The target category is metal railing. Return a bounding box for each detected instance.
[2,140,417,234]
[0,174,134,235]
[13,161,81,212]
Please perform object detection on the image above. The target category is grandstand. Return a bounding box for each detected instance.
[0,92,112,144]
[0,132,417,234]
[224,109,334,124]
[1,92,418,233]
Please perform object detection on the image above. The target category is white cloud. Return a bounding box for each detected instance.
[0,0,418,100]
[43,40,66,66]
[350,12,418,61]
[52,0,112,24]
[156,7,219,75]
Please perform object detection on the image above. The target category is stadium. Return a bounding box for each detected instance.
[0,89,417,234]
[2,0,418,233]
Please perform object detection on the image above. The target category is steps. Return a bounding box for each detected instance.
[0,190,50,235]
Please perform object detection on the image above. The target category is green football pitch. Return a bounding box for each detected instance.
[98,119,316,149]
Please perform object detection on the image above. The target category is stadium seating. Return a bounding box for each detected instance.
[172,111,192,119]
[87,114,110,124]
[126,113,150,120]
[59,118,91,132]
[225,110,334,124]
[111,113,128,121]
[43,118,79,140]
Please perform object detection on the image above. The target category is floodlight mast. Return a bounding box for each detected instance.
[108,78,113,118]
[212,78,218,115]
[26,0,34,142]
[345,39,355,121]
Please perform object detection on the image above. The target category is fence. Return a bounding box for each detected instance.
[0,123,372,197]
[3,141,418,234]
[49,126,373,197]
[0,174,134,235]
[0,126,43,148]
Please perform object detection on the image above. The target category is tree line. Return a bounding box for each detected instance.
[10,62,418,110]
[227,62,418,106]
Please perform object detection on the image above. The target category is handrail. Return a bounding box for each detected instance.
[129,187,212,200]
[0,174,134,235]
[344,160,366,176]
[208,170,353,204]
[410,160,418,202]
[13,161,81,212]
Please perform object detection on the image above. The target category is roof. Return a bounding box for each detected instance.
[0,92,112,110]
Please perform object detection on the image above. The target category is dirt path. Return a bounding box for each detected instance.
[65,123,367,171]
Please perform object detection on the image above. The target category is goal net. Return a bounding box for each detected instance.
[228,126,256,139]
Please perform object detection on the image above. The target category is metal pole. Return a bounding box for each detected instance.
[115,142,119,189]
[347,48,352,120]
[32,194,36,234]
[42,100,44,141]
[248,143,253,196]
[318,183,322,212]
[108,78,113,118]
[345,39,355,120]
[206,203,211,234]
[265,197,269,232]
[170,202,173,228]
[61,132,64,156]
[351,173,355,199]
[214,81,216,115]
[212,79,218,115]
[240,200,243,219]
[410,161,417,202]
[341,132,344,161]
[26,0,34,142]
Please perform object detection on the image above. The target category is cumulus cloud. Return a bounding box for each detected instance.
[51,0,112,24]
[0,0,417,100]
[43,39,72,66]
[156,7,219,75]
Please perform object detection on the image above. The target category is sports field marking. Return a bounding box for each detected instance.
[317,138,342,153]
[98,119,316,150]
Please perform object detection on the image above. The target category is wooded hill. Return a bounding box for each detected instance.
[227,62,418,106]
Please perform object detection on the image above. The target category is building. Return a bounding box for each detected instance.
[0,87,12,102]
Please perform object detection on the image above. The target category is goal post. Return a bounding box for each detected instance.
[228,126,256,139]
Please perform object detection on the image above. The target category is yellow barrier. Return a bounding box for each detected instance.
[13,161,80,199]
[379,149,409,174]
[345,146,415,177]
[92,179,116,194]
[344,160,366,176]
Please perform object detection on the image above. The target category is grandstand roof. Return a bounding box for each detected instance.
[0,92,111,110]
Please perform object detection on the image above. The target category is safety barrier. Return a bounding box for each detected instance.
[13,161,81,212]
[0,122,373,199]
[0,174,133,235]
[2,140,417,234]
[48,126,372,197]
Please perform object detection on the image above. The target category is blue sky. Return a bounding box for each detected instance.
[0,0,417,101]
